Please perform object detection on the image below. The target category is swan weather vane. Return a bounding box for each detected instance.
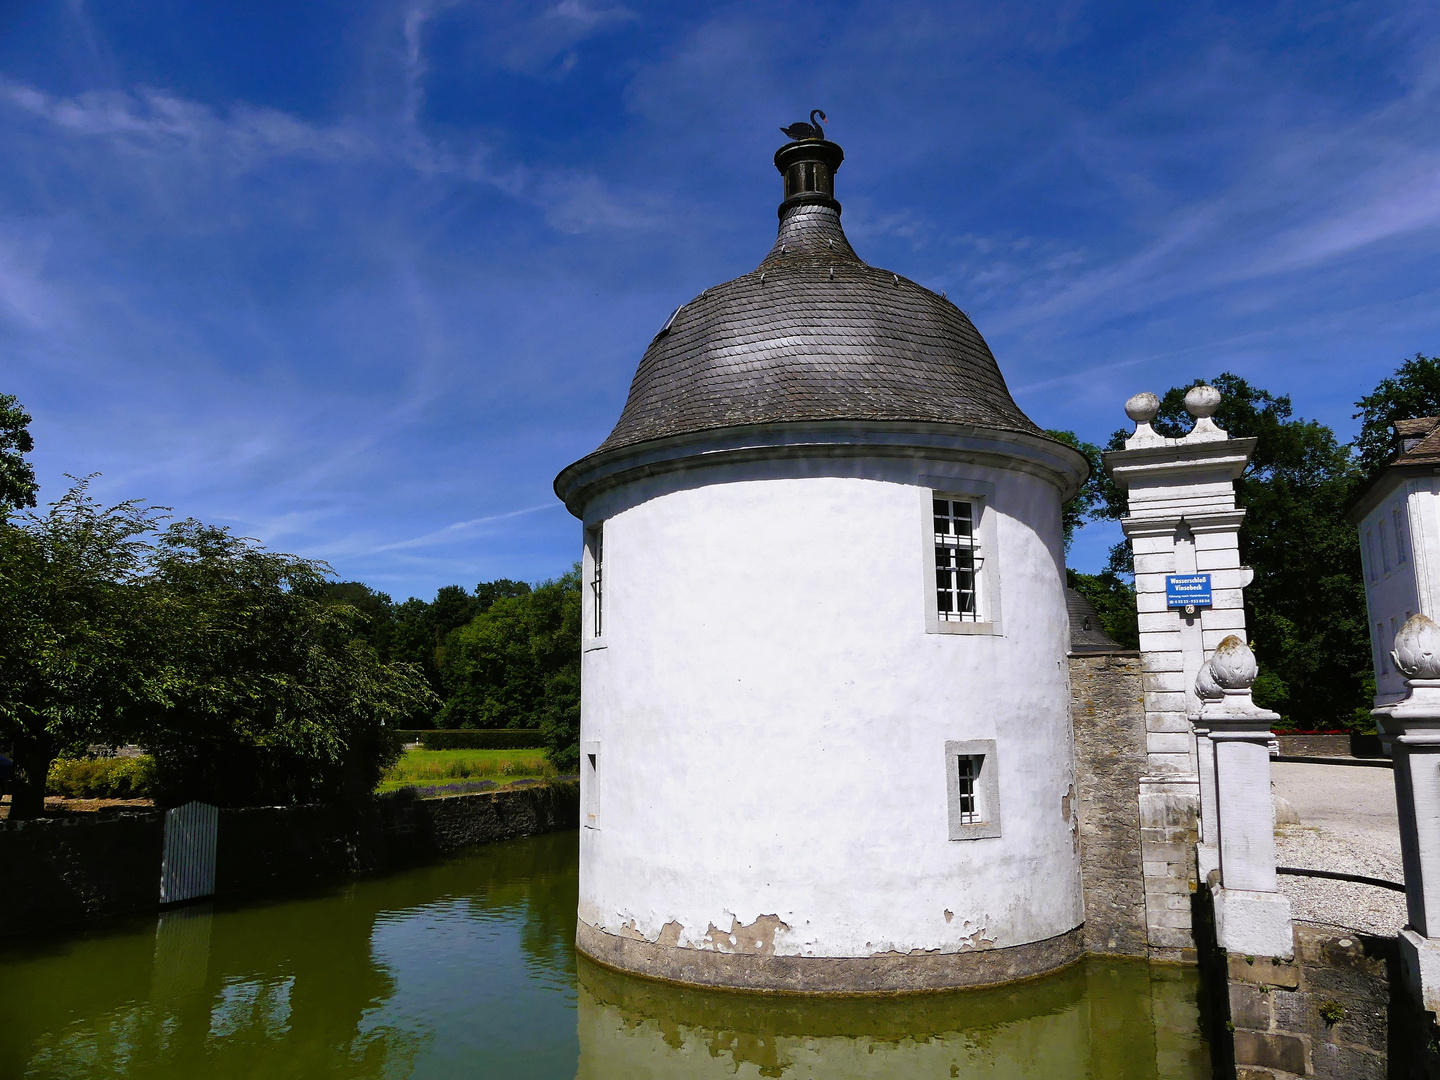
[780,109,828,142]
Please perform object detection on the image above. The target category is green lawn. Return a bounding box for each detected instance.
[377,747,555,793]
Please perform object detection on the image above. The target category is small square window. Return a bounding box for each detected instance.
[945,739,1001,840]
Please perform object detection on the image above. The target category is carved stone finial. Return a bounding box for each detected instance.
[1184,384,1221,419]
[1183,384,1228,442]
[1196,661,1224,700]
[1125,392,1160,424]
[1210,635,1258,690]
[1124,392,1162,447]
[1393,614,1440,680]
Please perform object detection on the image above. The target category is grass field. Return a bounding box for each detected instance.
[377,747,556,793]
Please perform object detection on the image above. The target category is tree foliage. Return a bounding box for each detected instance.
[0,393,38,515]
[142,521,436,806]
[437,569,581,769]
[0,480,163,816]
[0,481,437,815]
[1353,355,1440,474]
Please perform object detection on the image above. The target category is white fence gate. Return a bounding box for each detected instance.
[160,801,218,904]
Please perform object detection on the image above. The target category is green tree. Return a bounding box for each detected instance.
[1353,354,1440,474]
[143,521,437,806]
[0,480,164,817]
[0,393,38,515]
[437,569,581,768]
[1087,373,1369,729]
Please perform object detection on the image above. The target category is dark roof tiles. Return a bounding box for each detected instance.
[592,204,1045,455]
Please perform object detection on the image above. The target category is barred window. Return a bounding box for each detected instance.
[956,755,982,824]
[946,739,1001,840]
[934,498,980,621]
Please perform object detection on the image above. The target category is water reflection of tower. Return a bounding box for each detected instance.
[555,119,1092,993]
[575,955,1208,1079]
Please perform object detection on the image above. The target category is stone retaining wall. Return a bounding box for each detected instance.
[1069,652,1151,957]
[0,782,579,939]
[1197,894,1440,1079]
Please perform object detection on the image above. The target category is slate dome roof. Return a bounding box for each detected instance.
[578,132,1050,464]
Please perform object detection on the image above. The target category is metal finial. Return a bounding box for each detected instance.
[780,109,828,142]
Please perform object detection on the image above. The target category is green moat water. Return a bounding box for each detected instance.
[0,832,1211,1078]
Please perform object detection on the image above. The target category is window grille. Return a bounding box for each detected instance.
[934,498,980,621]
[956,755,982,824]
[589,526,604,638]
[1394,507,1408,563]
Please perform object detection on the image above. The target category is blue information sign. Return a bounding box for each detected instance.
[1166,574,1212,609]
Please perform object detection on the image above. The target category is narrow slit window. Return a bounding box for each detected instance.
[583,746,600,828]
[1380,519,1392,573]
[1394,507,1408,564]
[934,498,980,622]
[589,526,604,638]
[1365,531,1377,584]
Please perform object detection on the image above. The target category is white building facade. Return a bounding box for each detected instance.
[1349,417,1440,706]
[554,131,1089,992]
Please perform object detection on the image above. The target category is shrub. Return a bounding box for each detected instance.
[397,729,544,750]
[47,756,156,799]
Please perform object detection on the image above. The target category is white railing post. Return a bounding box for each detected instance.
[1201,636,1293,958]
[1375,614,1440,1012]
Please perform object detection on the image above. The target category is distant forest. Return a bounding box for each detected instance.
[311,571,580,741]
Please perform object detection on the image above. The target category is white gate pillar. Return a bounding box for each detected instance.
[1376,614,1440,1012]
[1103,385,1257,953]
[1199,637,1292,958]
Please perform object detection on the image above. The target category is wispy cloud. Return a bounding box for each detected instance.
[376,504,564,552]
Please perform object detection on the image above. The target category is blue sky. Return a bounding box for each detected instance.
[3,1,1439,599]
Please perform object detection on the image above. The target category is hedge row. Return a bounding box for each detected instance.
[48,756,157,799]
[395,729,544,750]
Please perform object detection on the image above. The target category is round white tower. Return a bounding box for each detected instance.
[554,126,1090,993]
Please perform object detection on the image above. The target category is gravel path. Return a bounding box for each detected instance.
[1271,761,1407,936]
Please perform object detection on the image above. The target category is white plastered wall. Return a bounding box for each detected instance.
[575,456,1082,959]
[1360,475,1435,705]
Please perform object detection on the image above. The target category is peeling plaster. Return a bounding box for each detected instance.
[701,914,789,955]
[944,909,954,923]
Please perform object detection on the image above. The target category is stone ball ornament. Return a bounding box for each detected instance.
[1195,661,1224,701]
[1124,392,1160,424]
[1392,613,1440,680]
[1209,635,1258,690]
[1184,384,1221,419]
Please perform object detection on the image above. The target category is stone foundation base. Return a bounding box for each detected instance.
[575,919,1085,995]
